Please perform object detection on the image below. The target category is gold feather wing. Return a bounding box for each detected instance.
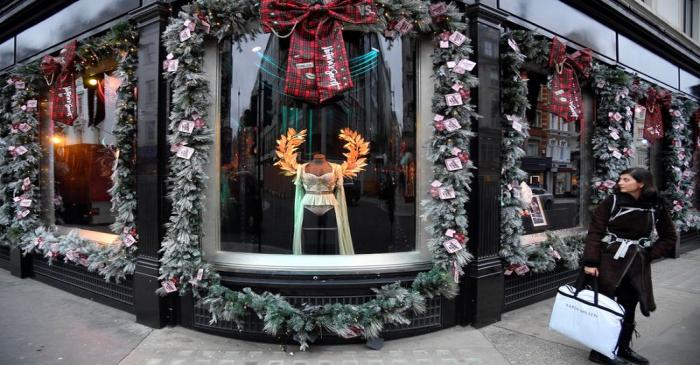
[273,128,307,177]
[339,128,370,179]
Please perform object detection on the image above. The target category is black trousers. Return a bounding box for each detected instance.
[615,274,638,326]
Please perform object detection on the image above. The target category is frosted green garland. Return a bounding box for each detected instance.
[159,0,476,350]
[0,80,16,244]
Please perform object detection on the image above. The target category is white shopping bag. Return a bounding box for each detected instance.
[548,283,625,359]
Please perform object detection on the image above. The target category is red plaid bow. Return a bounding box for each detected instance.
[544,37,592,123]
[260,0,377,103]
[41,41,78,126]
[643,87,665,143]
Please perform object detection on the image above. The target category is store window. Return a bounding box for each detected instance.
[216,33,417,256]
[521,73,584,233]
[42,61,120,235]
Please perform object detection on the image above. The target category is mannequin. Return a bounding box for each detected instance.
[305,153,333,176]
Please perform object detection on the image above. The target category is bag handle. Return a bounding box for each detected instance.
[573,269,600,305]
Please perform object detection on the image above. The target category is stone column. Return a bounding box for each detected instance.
[130,1,173,328]
[458,0,509,327]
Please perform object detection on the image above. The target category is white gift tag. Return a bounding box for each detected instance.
[451,147,462,156]
[610,131,620,140]
[123,234,136,247]
[512,119,523,133]
[433,114,445,122]
[26,100,38,108]
[445,157,463,171]
[19,199,32,207]
[443,118,461,132]
[438,186,456,200]
[443,239,463,253]
[451,82,463,91]
[18,209,30,218]
[446,61,457,68]
[176,146,195,159]
[179,28,192,41]
[445,229,456,237]
[167,59,179,72]
[445,93,463,107]
[439,40,450,49]
[452,65,466,75]
[15,81,25,89]
[14,146,28,156]
[196,268,204,281]
[457,59,476,72]
[508,38,520,52]
[431,180,443,188]
[612,150,622,159]
[162,281,177,293]
[178,120,195,134]
[18,123,31,132]
[448,31,467,46]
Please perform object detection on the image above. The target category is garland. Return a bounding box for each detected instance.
[0,77,17,244]
[661,97,700,232]
[0,23,139,282]
[158,0,476,350]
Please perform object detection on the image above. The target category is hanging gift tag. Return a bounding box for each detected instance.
[196,268,204,281]
[19,199,32,207]
[508,38,520,53]
[612,150,622,159]
[452,65,466,75]
[185,19,196,32]
[433,114,445,122]
[394,17,414,35]
[445,229,456,237]
[448,31,467,46]
[18,209,30,218]
[167,59,179,72]
[438,186,456,200]
[445,93,463,107]
[443,239,463,253]
[161,281,177,293]
[457,59,476,72]
[439,40,450,48]
[15,81,25,90]
[514,264,530,275]
[429,2,448,17]
[512,119,523,133]
[176,146,195,159]
[14,146,28,156]
[451,81,463,91]
[443,118,461,132]
[431,180,443,188]
[551,249,561,260]
[18,123,31,132]
[445,157,463,171]
[610,130,620,140]
[123,234,137,247]
[446,61,456,68]
[179,28,192,42]
[26,100,38,108]
[612,112,623,122]
[451,147,462,156]
[65,250,78,261]
[178,120,195,134]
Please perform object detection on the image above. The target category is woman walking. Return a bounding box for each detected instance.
[583,167,678,365]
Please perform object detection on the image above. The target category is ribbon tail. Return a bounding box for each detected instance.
[315,19,352,103]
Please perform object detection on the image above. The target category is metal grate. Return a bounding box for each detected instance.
[503,266,578,311]
[194,294,442,336]
[0,245,9,270]
[33,256,134,307]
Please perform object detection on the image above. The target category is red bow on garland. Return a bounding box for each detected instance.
[642,87,671,143]
[41,40,78,126]
[544,37,592,123]
[260,0,377,103]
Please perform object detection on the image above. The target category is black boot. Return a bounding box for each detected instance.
[588,350,628,365]
[617,323,649,365]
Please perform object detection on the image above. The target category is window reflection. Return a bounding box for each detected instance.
[219,33,417,254]
[521,73,582,233]
[48,70,120,233]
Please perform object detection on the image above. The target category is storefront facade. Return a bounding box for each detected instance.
[1,0,699,348]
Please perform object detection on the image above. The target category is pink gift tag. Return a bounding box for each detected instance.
[15,81,25,90]
[438,186,456,200]
[394,17,414,35]
[612,150,622,159]
[18,123,31,132]
[176,146,195,159]
[26,100,38,108]
[451,147,462,156]
[445,229,456,237]
[123,234,136,247]
[167,59,179,72]
[433,114,445,122]
[443,118,461,132]
[445,157,463,171]
[19,199,32,207]
[443,239,463,253]
[179,28,192,42]
[429,2,448,17]
[445,93,463,107]
[161,281,177,293]
[448,31,467,46]
[184,19,196,32]
[612,112,623,122]
[14,146,28,156]
[18,209,30,218]
[178,120,195,134]
[196,268,204,281]
[514,265,530,275]
[610,131,620,140]
[439,40,450,49]
[451,82,463,91]
[431,180,443,188]
[457,59,476,72]
[452,65,466,75]
[23,177,31,187]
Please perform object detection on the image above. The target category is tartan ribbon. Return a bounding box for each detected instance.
[260,0,377,103]
[544,37,592,123]
[643,87,666,143]
[41,40,78,126]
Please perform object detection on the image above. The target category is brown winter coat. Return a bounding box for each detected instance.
[582,192,678,316]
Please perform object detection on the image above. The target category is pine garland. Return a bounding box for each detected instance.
[0,78,16,244]
[661,97,700,231]
[0,23,140,282]
[589,65,635,205]
[158,0,476,350]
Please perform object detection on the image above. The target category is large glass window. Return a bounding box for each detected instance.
[43,65,120,234]
[218,33,417,255]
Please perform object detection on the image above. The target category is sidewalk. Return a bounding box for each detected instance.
[1,248,698,365]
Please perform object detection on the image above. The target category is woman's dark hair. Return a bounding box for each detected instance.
[615,167,658,200]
